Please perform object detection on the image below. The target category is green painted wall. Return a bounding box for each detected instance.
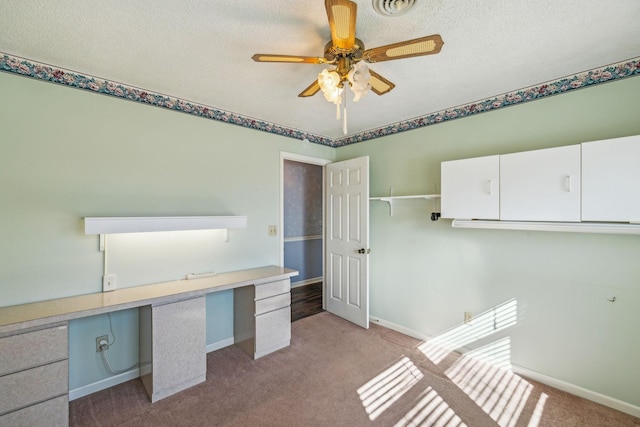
[336,75,640,407]
[2,67,639,408]
[0,71,333,392]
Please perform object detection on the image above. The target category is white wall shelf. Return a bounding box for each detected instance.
[370,189,440,216]
[452,219,640,235]
[84,216,247,235]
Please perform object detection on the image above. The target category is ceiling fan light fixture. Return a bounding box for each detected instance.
[318,69,343,106]
[347,62,371,102]
[253,0,443,135]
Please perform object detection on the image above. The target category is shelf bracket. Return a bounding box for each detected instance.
[379,187,395,216]
[370,187,441,217]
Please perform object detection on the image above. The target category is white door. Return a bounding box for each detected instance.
[325,156,370,329]
[500,145,581,221]
[441,155,500,220]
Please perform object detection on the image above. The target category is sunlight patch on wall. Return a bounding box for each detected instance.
[450,337,513,372]
[418,298,518,364]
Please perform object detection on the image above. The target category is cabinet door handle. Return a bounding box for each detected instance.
[488,179,494,195]
[566,175,572,192]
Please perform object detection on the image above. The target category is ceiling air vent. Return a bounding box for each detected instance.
[373,0,417,17]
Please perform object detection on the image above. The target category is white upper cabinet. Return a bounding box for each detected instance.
[500,145,581,221]
[441,155,500,219]
[582,135,640,222]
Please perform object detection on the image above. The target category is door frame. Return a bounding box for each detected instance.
[279,151,332,308]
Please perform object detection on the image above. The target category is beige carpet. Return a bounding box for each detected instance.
[70,312,639,427]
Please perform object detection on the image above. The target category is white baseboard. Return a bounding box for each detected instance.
[206,337,234,353]
[513,365,640,419]
[369,315,432,341]
[369,315,640,419]
[69,368,140,401]
[70,338,235,401]
[291,277,323,289]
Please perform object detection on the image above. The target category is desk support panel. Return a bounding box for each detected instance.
[139,297,206,402]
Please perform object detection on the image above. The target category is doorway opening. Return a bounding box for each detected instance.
[281,153,330,322]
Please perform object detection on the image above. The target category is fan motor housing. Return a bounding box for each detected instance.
[324,38,365,62]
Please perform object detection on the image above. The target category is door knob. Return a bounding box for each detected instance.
[357,248,371,254]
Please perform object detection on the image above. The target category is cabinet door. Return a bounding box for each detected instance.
[441,155,500,219]
[500,145,581,221]
[582,135,640,222]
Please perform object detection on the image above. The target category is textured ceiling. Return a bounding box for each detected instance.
[1,0,639,145]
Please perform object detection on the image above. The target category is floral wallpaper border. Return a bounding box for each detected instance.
[334,58,640,147]
[2,53,638,148]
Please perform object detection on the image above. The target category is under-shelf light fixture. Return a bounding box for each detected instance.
[84,216,248,292]
[451,219,640,235]
[85,216,247,248]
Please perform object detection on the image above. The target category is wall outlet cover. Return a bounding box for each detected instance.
[103,274,117,292]
[464,311,473,325]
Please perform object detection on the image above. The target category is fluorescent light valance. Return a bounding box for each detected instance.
[451,219,640,235]
[84,216,247,235]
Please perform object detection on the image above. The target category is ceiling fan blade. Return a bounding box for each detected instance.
[368,69,395,95]
[363,35,444,63]
[298,80,321,97]
[325,0,357,50]
[252,54,326,64]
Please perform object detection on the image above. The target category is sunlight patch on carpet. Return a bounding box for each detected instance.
[445,339,547,427]
[357,356,424,420]
[393,386,467,427]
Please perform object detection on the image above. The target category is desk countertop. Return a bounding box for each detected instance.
[0,265,298,335]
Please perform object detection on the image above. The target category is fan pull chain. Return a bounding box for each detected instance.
[343,86,348,135]
[343,106,348,134]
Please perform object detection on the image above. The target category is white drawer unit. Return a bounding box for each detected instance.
[234,278,291,359]
[0,324,69,426]
[0,395,68,427]
[255,279,290,300]
[255,293,291,316]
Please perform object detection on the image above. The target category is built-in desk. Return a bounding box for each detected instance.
[0,265,298,425]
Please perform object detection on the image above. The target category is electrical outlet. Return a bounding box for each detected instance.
[103,274,117,292]
[464,311,473,325]
[268,225,277,236]
[96,335,109,352]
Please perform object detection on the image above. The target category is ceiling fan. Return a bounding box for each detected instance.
[252,0,444,105]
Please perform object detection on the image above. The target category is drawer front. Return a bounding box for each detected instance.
[0,395,68,427]
[255,292,290,315]
[255,307,291,358]
[255,279,290,300]
[0,360,68,415]
[0,324,68,376]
